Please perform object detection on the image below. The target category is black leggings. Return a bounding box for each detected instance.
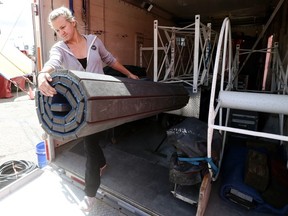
[83,133,106,197]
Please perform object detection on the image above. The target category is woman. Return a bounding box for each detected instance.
[37,6,139,211]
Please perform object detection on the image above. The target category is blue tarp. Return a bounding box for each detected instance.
[220,145,288,215]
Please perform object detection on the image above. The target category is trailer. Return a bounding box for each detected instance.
[1,0,288,215]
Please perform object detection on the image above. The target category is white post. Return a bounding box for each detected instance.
[193,15,200,93]
[153,20,158,82]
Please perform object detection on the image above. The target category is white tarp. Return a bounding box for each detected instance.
[0,38,32,80]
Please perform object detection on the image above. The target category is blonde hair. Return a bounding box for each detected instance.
[48,6,75,28]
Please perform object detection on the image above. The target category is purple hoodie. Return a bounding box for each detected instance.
[43,34,116,74]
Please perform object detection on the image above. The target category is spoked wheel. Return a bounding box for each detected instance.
[207,17,233,181]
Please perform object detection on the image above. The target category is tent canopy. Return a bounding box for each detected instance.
[0,38,33,80]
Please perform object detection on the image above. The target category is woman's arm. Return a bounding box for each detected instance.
[111,61,139,80]
[95,37,139,79]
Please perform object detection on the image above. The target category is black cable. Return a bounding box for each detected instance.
[0,160,37,184]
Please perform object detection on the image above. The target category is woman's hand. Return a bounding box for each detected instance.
[37,72,57,97]
[127,73,139,80]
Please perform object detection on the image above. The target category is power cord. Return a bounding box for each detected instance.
[0,160,37,188]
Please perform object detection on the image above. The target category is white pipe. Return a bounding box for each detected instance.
[219,91,288,115]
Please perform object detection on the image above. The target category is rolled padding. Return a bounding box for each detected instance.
[36,70,189,140]
[219,91,288,115]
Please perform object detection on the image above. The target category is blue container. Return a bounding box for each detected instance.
[36,141,47,168]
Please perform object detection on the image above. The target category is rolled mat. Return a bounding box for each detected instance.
[35,70,189,141]
[220,145,288,215]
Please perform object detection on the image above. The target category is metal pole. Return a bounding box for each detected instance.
[153,20,158,82]
[193,15,200,93]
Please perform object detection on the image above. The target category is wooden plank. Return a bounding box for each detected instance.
[196,173,212,216]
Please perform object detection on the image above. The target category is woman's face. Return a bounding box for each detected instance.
[52,15,76,42]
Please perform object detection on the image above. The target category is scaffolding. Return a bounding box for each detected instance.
[232,42,288,94]
[140,15,218,93]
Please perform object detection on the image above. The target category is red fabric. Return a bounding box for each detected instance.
[0,76,27,99]
[11,77,27,92]
[0,76,13,98]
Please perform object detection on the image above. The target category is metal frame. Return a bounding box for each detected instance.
[140,15,218,93]
[207,17,288,181]
[232,42,288,94]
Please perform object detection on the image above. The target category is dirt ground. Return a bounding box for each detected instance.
[0,90,44,166]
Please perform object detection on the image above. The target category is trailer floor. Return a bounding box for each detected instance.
[53,117,275,216]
